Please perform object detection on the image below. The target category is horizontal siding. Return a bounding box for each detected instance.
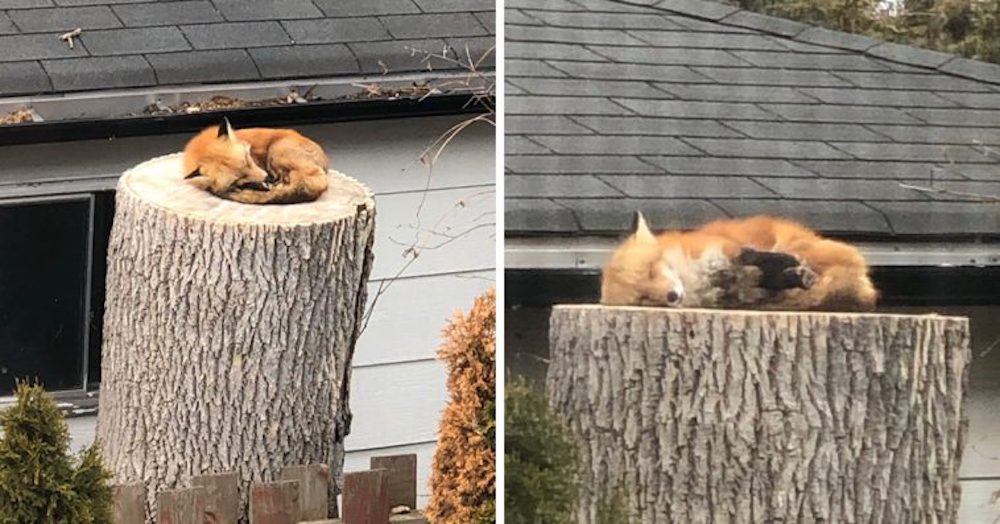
[369,185,495,281]
[345,360,447,452]
[31,113,496,512]
[961,386,1000,479]
[959,479,1000,523]
[303,118,495,194]
[0,115,494,193]
[355,270,493,367]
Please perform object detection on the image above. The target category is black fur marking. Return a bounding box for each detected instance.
[237,181,270,192]
[629,211,643,234]
[737,247,814,291]
[184,168,202,179]
[218,116,232,138]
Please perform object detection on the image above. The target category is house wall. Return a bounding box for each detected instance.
[4,114,495,506]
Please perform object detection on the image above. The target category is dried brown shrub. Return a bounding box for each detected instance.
[426,288,496,523]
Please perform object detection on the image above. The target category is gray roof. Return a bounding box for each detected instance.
[0,0,494,96]
[505,0,1000,238]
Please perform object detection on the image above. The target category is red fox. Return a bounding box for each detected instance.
[182,118,330,204]
[600,212,878,311]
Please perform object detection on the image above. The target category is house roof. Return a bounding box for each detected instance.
[505,0,1000,239]
[0,0,494,98]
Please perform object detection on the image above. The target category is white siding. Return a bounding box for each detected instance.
[332,115,495,502]
[958,479,1000,524]
[55,114,495,504]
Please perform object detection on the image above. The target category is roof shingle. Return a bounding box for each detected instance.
[506,0,1000,238]
[0,0,495,97]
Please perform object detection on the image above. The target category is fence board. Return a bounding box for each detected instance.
[342,469,390,524]
[112,483,146,524]
[157,486,206,524]
[370,454,417,510]
[250,480,299,524]
[191,471,239,524]
[280,463,330,520]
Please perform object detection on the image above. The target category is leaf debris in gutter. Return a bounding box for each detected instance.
[0,108,41,125]
[139,82,444,116]
[141,92,316,116]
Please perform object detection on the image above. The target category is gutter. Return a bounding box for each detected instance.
[0,70,492,146]
[506,237,1000,269]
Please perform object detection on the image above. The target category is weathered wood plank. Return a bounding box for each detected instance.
[280,463,329,520]
[344,442,436,507]
[157,487,206,524]
[191,471,238,524]
[342,469,390,524]
[249,480,299,524]
[370,454,417,510]
[112,483,146,524]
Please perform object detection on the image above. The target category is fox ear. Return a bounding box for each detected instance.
[218,117,235,140]
[184,168,203,179]
[631,211,656,244]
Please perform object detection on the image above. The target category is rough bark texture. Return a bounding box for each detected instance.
[547,305,970,524]
[96,153,375,523]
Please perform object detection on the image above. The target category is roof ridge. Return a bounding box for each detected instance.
[606,0,1000,86]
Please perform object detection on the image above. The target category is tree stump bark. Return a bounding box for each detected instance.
[96,153,375,523]
[547,305,970,523]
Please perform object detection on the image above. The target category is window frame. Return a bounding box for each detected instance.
[0,192,96,397]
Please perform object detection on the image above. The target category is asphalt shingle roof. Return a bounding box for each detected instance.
[505,0,1000,238]
[0,0,495,96]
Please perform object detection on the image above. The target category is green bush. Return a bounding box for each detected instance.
[596,482,631,524]
[504,376,579,524]
[0,382,113,523]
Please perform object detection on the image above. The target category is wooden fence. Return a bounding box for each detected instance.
[112,453,426,524]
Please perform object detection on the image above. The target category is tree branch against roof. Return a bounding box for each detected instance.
[359,44,496,336]
[721,0,1000,63]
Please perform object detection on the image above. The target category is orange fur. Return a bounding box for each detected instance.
[182,119,330,204]
[601,214,877,311]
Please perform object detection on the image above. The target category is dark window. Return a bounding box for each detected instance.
[0,196,93,395]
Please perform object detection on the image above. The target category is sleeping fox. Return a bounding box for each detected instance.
[600,212,878,311]
[182,118,330,204]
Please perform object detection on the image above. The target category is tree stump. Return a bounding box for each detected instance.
[547,305,970,523]
[96,153,375,523]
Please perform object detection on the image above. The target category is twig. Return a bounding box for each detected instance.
[898,182,1000,202]
[60,28,82,49]
[359,45,496,334]
[979,335,1000,358]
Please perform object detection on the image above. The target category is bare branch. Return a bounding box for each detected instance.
[359,45,496,333]
[60,28,82,49]
[898,182,1000,202]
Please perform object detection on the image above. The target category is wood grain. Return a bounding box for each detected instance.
[96,154,376,523]
[547,305,971,523]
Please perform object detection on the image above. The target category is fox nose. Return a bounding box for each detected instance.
[265,173,277,184]
[666,290,682,305]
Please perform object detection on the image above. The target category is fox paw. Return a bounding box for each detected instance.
[787,265,818,289]
[737,247,817,291]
